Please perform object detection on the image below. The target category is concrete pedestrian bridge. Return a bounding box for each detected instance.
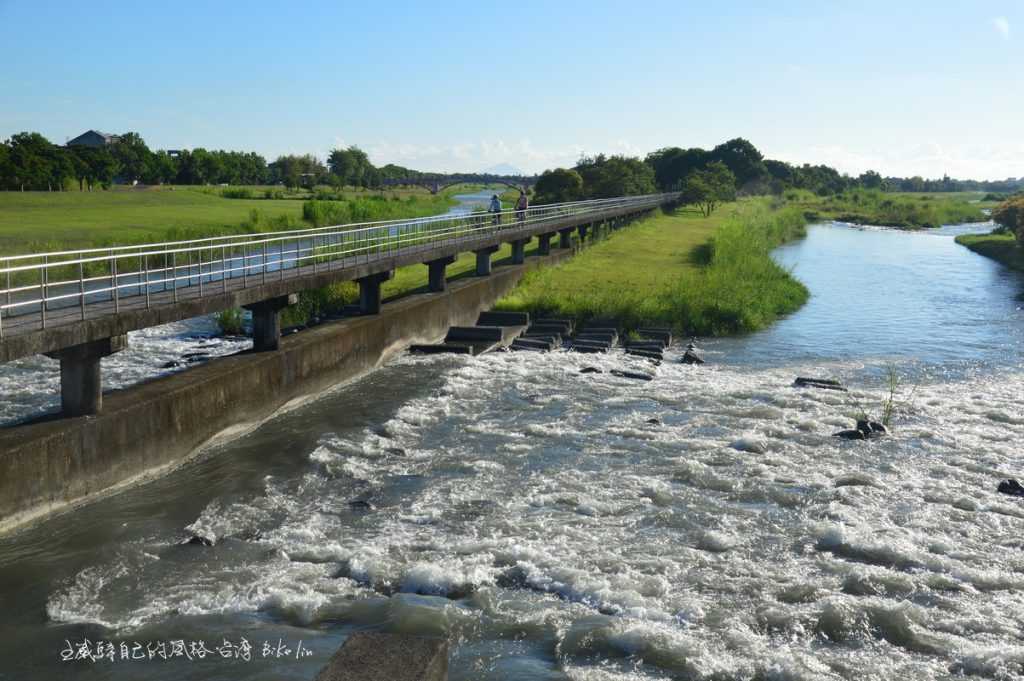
[0,193,678,417]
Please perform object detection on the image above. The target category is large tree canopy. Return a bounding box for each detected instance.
[533,168,583,204]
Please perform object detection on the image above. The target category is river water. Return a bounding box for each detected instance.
[1,219,1023,681]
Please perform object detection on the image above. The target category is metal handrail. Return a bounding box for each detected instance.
[0,193,676,337]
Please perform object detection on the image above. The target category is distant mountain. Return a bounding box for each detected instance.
[481,163,525,176]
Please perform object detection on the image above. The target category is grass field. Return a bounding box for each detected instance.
[955,231,1024,272]
[494,200,809,335]
[0,185,455,255]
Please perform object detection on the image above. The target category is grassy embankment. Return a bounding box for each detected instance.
[790,189,986,229]
[955,232,1024,272]
[495,199,809,336]
[0,185,456,255]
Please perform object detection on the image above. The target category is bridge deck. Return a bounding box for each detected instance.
[0,194,676,362]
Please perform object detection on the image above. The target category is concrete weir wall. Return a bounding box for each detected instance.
[0,248,574,532]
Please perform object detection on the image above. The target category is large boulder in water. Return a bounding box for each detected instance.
[998,479,1024,497]
[833,420,888,441]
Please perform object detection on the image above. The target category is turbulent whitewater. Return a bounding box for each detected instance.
[1,222,1023,681]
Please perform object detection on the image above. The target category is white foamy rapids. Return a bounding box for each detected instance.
[0,315,250,425]
[46,348,1024,679]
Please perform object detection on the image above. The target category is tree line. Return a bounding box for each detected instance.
[0,131,424,191]
[533,137,1024,215]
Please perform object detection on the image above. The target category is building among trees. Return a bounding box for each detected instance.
[66,130,120,148]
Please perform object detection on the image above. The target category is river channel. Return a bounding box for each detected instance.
[0,216,1022,680]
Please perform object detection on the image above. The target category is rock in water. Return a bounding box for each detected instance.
[579,366,603,374]
[610,369,653,381]
[856,420,888,437]
[997,479,1024,497]
[181,535,214,547]
[833,429,867,440]
[681,350,705,365]
[794,377,847,392]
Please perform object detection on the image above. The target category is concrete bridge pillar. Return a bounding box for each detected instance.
[537,232,554,256]
[357,270,393,315]
[511,239,529,264]
[244,294,298,352]
[45,335,128,417]
[474,245,500,276]
[558,228,574,249]
[425,255,456,292]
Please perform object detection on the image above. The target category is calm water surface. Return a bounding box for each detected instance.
[0,222,1022,681]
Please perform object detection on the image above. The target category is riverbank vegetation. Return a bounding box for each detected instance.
[792,188,986,229]
[954,194,1024,271]
[495,200,809,335]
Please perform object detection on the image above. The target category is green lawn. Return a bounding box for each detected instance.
[0,185,453,255]
[495,200,810,335]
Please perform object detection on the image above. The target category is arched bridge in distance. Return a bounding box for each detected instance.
[0,192,679,418]
[381,173,539,194]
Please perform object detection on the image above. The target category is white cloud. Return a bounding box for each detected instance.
[771,141,1024,181]
[993,16,1010,40]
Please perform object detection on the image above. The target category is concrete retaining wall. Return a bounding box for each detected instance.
[0,249,574,533]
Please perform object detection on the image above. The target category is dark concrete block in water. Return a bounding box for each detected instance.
[583,319,619,330]
[521,333,561,345]
[314,633,448,681]
[536,318,574,333]
[528,323,571,336]
[445,326,504,343]
[570,341,610,353]
[477,311,530,327]
[511,337,556,351]
[576,331,617,344]
[409,343,477,355]
[626,348,663,361]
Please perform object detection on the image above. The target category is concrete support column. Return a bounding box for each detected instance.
[537,232,554,256]
[510,239,528,264]
[45,335,128,417]
[474,245,500,276]
[425,255,456,293]
[243,294,297,352]
[356,270,393,315]
[558,228,574,249]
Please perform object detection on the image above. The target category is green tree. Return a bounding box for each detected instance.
[993,196,1024,242]
[574,154,656,198]
[682,161,736,217]
[110,132,153,184]
[8,132,54,190]
[858,170,885,190]
[645,147,710,190]
[533,168,583,203]
[708,138,767,190]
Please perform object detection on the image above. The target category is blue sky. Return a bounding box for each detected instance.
[1,1,1020,179]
